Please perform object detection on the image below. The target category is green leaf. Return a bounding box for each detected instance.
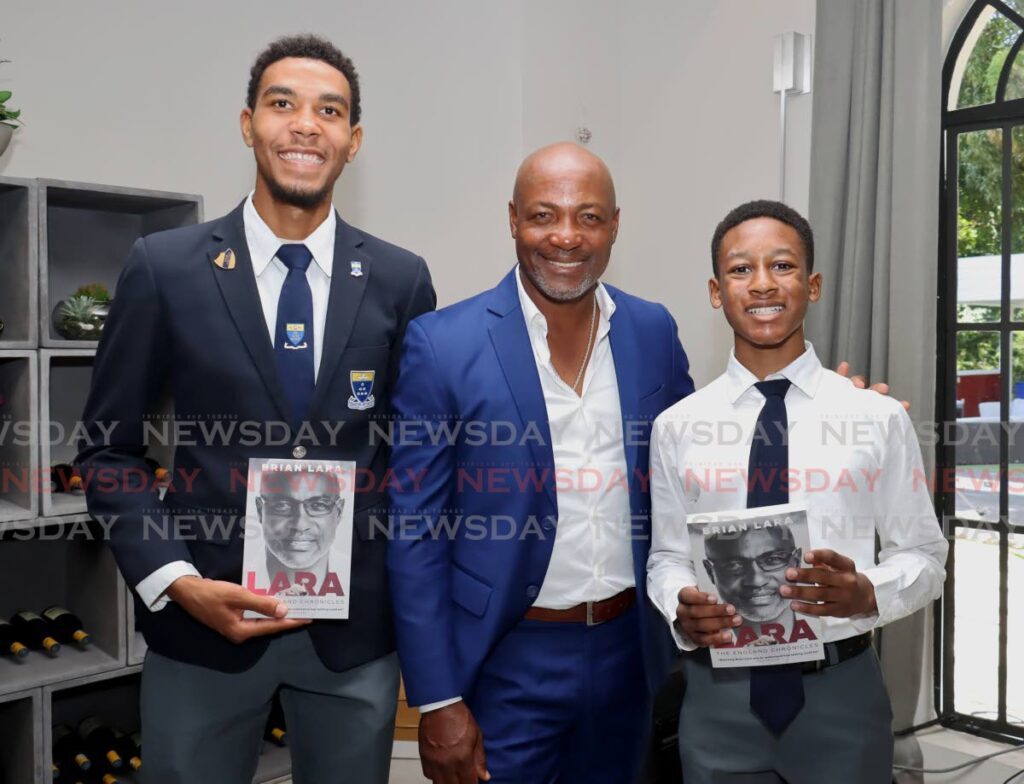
[0,91,11,103]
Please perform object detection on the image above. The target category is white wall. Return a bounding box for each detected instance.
[615,0,816,385]
[0,0,814,382]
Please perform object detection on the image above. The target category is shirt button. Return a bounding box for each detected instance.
[526,584,539,599]
[293,446,307,459]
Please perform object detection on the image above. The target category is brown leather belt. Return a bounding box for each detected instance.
[524,588,636,626]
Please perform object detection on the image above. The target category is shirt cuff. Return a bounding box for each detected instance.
[848,564,896,633]
[651,580,698,652]
[418,696,462,713]
[136,561,201,611]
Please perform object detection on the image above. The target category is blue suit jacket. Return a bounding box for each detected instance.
[78,201,435,673]
[387,269,693,707]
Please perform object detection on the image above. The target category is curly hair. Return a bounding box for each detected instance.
[711,199,814,276]
[246,34,361,126]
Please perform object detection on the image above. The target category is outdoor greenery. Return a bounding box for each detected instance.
[956,7,1024,382]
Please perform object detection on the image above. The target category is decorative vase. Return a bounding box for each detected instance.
[0,124,12,157]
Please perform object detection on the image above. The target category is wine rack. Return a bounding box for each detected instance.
[0,521,125,693]
[0,178,207,784]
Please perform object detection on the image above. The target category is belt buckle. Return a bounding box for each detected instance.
[586,601,600,626]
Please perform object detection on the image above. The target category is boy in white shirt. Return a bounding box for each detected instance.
[647,200,948,783]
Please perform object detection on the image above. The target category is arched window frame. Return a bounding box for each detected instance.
[939,0,1024,745]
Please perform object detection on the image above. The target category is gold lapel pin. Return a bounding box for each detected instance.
[213,248,236,270]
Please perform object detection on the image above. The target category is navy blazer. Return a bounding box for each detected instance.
[386,269,694,707]
[78,201,435,673]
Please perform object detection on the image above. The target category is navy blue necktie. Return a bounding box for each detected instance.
[274,244,315,426]
[746,378,805,734]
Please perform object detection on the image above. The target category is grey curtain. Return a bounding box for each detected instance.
[807,0,942,779]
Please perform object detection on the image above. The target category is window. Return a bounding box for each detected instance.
[940,0,1024,742]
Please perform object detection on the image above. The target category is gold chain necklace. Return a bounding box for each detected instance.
[571,294,598,394]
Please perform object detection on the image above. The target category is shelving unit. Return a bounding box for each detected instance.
[0,179,204,784]
[0,520,125,694]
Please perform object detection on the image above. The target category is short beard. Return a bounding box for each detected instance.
[265,175,333,210]
[522,263,597,303]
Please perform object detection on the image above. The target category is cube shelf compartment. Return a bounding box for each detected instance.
[0,351,39,526]
[0,177,39,349]
[39,349,94,518]
[38,179,202,348]
[0,521,125,695]
[0,689,42,784]
[44,667,142,783]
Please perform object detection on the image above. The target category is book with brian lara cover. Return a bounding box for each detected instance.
[242,457,355,619]
[687,504,824,668]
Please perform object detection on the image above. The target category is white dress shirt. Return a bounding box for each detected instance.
[135,194,337,611]
[419,270,635,712]
[515,268,636,609]
[646,343,948,651]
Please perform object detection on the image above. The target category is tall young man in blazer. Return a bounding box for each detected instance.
[78,35,434,783]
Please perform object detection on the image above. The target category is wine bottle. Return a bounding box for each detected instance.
[144,457,170,484]
[42,606,92,648]
[130,731,142,769]
[111,728,141,771]
[77,717,123,770]
[80,772,120,784]
[50,464,83,493]
[0,619,28,659]
[53,724,91,772]
[11,610,61,656]
[264,696,287,746]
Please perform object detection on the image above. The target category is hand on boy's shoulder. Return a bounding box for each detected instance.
[835,361,911,412]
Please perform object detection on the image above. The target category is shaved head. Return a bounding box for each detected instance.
[512,142,616,209]
[509,142,619,303]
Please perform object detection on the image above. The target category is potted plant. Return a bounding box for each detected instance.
[53,284,112,340]
[0,55,21,157]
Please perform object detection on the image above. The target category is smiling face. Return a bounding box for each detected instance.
[240,57,362,210]
[509,144,619,303]
[709,217,821,369]
[256,471,343,570]
[703,527,801,623]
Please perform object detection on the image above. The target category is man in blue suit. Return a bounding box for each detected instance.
[387,142,694,784]
[78,35,434,783]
